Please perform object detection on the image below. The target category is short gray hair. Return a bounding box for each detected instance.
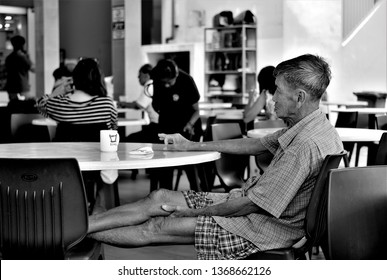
[274,54,331,101]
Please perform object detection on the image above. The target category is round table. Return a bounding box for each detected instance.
[0,142,220,171]
[247,127,387,142]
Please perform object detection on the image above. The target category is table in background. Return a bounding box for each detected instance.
[247,127,387,165]
[247,127,386,142]
[199,102,232,110]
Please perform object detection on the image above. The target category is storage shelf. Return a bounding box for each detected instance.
[204,24,257,105]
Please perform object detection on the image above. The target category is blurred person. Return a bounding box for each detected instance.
[36,58,118,211]
[119,63,159,143]
[87,54,343,260]
[150,59,203,190]
[243,66,278,128]
[5,35,34,101]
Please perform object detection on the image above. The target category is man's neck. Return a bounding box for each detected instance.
[285,103,320,127]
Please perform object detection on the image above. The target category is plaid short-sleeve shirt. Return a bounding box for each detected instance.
[213,109,343,251]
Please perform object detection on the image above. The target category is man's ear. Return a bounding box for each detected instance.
[296,89,307,107]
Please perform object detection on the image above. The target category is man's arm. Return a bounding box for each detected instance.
[159,133,268,156]
[162,196,266,218]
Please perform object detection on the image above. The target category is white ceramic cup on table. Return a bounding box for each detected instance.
[100,130,120,152]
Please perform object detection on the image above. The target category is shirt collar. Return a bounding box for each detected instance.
[278,109,323,149]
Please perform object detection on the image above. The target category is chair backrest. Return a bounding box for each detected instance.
[10,113,53,142]
[54,122,109,142]
[375,114,387,130]
[335,111,358,128]
[304,152,348,251]
[254,119,286,129]
[211,122,249,191]
[0,158,89,259]
[375,132,387,165]
[327,166,387,259]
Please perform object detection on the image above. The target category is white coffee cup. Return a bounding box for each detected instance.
[100,130,120,152]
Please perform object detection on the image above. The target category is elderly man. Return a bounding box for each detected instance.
[88,54,343,260]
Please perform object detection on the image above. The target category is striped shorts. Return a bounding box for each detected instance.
[183,190,260,260]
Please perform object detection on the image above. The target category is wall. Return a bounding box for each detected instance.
[171,0,284,71]
[283,0,386,102]
[59,0,112,76]
[340,0,387,94]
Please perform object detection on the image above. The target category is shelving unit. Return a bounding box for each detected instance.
[204,24,257,105]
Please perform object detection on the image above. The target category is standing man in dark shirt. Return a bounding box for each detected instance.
[5,35,34,101]
[151,59,203,190]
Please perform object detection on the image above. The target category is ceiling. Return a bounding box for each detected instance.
[0,0,33,8]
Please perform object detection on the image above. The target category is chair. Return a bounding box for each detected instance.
[374,133,387,165]
[211,122,249,191]
[375,114,387,130]
[10,113,54,142]
[54,122,108,142]
[54,122,120,209]
[0,158,103,259]
[253,119,287,174]
[246,151,348,260]
[327,166,387,259]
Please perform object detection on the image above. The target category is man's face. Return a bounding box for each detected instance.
[272,75,299,120]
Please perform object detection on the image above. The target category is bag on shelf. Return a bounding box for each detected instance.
[233,10,256,25]
[213,11,233,27]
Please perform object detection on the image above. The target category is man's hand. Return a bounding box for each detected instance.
[158,133,190,146]
[161,204,196,217]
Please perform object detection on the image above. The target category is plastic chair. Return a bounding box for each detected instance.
[54,122,120,209]
[327,166,387,259]
[211,122,249,191]
[0,158,103,260]
[10,113,55,142]
[253,119,287,174]
[246,151,348,260]
[374,132,387,165]
[375,114,387,130]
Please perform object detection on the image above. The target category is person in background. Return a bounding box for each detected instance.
[5,35,34,101]
[87,54,343,260]
[243,66,278,128]
[36,57,118,212]
[51,65,74,95]
[119,64,158,179]
[119,63,159,143]
[150,59,203,190]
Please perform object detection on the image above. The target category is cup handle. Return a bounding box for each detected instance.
[117,132,120,144]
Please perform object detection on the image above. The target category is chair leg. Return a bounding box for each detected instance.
[173,168,183,191]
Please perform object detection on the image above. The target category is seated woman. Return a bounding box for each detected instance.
[36,57,118,211]
[243,66,278,130]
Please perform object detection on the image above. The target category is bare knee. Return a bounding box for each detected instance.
[148,188,176,203]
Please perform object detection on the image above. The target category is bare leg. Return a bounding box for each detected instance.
[89,216,197,247]
[88,189,188,233]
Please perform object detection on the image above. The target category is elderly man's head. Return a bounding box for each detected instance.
[272,54,331,125]
[274,54,331,101]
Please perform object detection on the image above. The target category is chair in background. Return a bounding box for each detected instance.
[253,119,287,174]
[374,132,387,165]
[10,113,55,142]
[327,166,387,259]
[246,152,348,260]
[211,122,249,192]
[54,122,120,210]
[375,114,387,130]
[0,158,103,260]
[172,116,217,192]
